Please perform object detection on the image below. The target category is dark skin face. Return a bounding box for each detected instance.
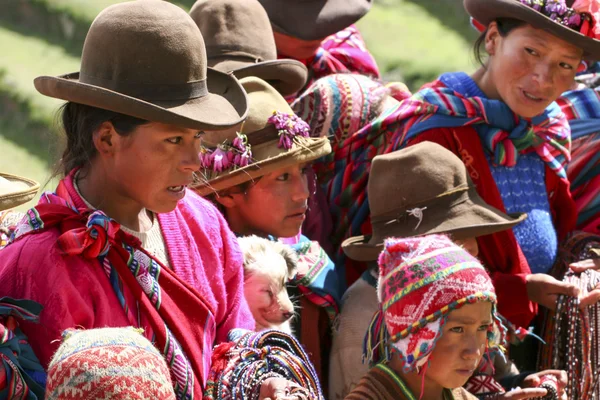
[472,22,583,118]
[77,122,205,229]
[217,163,310,238]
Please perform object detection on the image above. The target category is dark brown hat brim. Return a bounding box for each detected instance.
[465,0,600,59]
[34,68,248,130]
[209,58,308,96]
[342,189,527,261]
[260,0,372,40]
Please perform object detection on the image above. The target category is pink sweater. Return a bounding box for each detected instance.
[0,189,255,368]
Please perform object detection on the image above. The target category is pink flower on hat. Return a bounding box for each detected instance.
[268,111,310,150]
[212,146,233,172]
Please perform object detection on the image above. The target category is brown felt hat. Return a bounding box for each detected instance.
[258,0,372,41]
[465,0,600,59]
[0,173,40,212]
[192,77,331,196]
[34,0,248,131]
[190,0,308,96]
[342,142,527,262]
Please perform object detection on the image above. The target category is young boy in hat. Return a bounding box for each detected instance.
[346,234,567,400]
[192,76,343,384]
[256,0,380,97]
[331,142,567,399]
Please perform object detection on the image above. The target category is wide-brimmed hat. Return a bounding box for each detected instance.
[258,0,372,41]
[465,0,600,59]
[192,77,331,197]
[0,173,40,211]
[342,142,526,261]
[189,0,308,96]
[34,0,248,131]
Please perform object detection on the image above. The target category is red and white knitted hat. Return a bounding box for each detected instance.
[46,327,176,399]
[366,234,504,372]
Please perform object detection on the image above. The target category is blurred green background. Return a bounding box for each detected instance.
[0,0,477,209]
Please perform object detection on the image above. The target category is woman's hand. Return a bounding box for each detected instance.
[498,370,567,399]
[570,259,600,307]
[526,273,579,310]
[259,377,305,400]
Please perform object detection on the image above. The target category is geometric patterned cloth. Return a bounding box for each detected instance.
[365,235,504,373]
[46,327,175,400]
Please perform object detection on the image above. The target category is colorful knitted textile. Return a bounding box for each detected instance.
[289,235,342,321]
[0,211,23,250]
[390,73,571,179]
[487,153,558,273]
[364,235,504,372]
[12,169,217,399]
[291,74,411,281]
[556,88,600,234]
[204,329,324,400]
[0,298,45,400]
[296,25,380,97]
[45,327,175,399]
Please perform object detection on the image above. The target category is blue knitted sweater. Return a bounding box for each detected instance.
[440,72,558,273]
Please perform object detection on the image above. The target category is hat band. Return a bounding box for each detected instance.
[371,185,471,230]
[205,46,268,63]
[79,73,208,101]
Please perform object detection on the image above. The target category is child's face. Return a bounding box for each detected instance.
[226,163,310,238]
[425,302,493,389]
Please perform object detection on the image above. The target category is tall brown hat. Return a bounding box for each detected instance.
[465,0,600,58]
[258,0,372,41]
[34,0,248,131]
[342,142,527,262]
[192,77,331,197]
[0,173,39,211]
[189,0,308,96]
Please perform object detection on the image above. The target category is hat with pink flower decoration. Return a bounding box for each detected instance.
[363,234,506,372]
[465,0,600,58]
[192,76,331,196]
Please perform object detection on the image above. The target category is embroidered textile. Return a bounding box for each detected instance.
[296,25,380,97]
[289,235,342,321]
[556,88,600,233]
[0,298,45,400]
[387,74,571,179]
[11,170,217,399]
[291,74,411,279]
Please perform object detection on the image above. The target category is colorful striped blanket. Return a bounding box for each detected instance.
[557,88,600,234]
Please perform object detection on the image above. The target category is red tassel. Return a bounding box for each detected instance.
[210,341,235,375]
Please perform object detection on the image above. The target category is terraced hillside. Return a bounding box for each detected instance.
[0,0,475,209]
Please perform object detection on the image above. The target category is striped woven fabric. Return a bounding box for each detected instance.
[556,89,600,234]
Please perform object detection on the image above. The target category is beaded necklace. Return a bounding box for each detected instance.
[539,269,600,400]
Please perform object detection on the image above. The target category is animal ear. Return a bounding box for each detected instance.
[280,245,299,277]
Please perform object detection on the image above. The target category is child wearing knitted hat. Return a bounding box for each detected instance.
[346,235,566,400]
